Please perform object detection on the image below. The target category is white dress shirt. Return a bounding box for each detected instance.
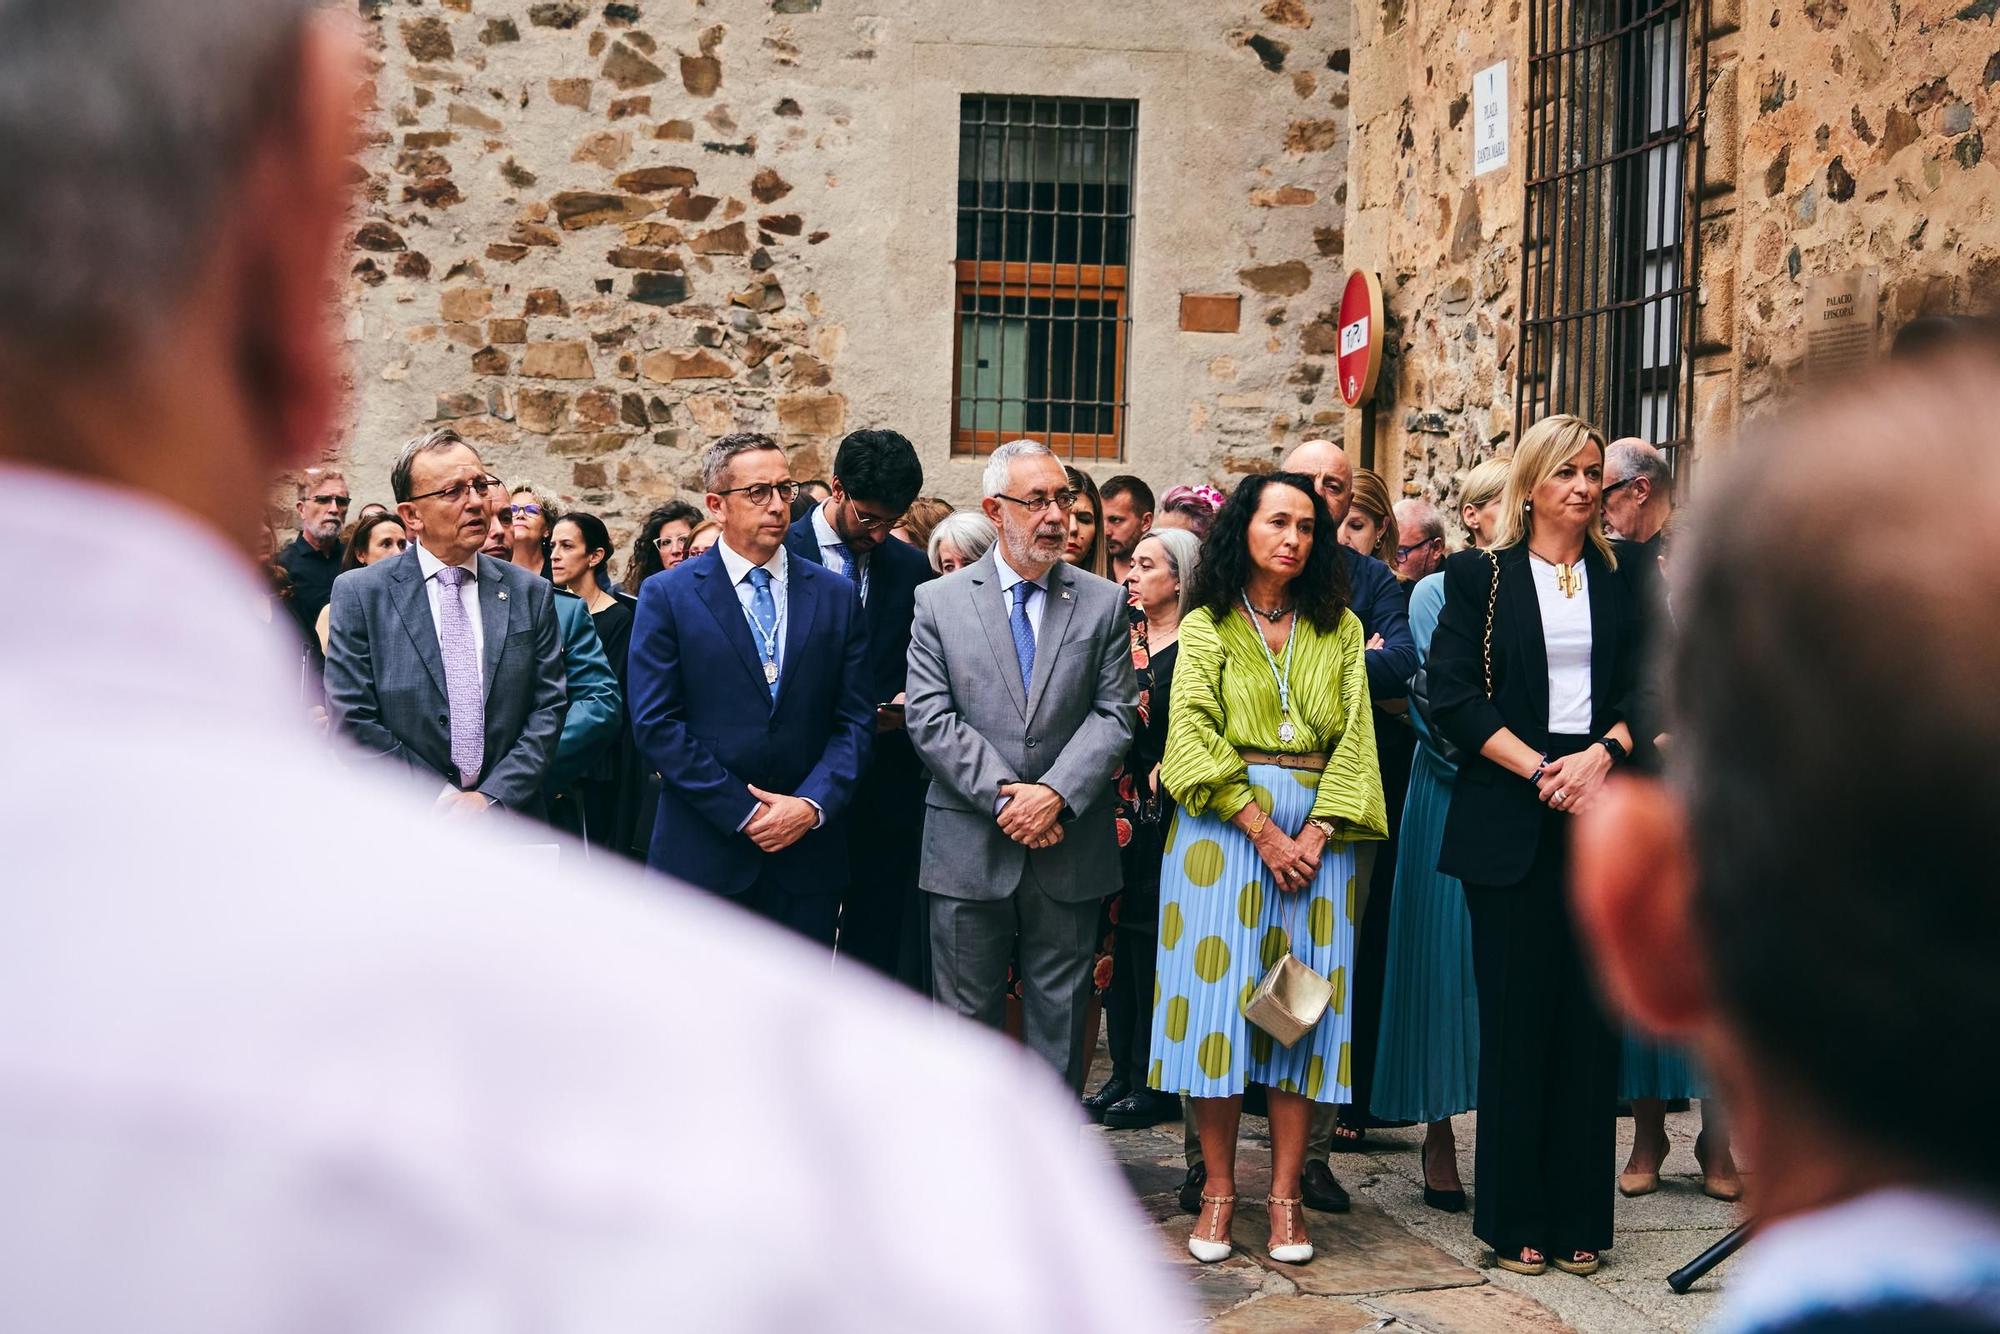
[0,462,1187,1334]
[716,537,789,677]
[1529,554,1593,733]
[414,539,485,681]
[993,550,1050,646]
[1718,1187,2000,1333]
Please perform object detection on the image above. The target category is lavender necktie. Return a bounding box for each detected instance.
[434,565,485,788]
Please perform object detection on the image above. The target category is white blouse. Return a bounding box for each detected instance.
[1530,555,1593,733]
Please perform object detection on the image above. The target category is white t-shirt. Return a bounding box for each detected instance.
[1530,554,1593,733]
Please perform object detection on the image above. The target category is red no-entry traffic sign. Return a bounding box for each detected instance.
[1337,270,1385,407]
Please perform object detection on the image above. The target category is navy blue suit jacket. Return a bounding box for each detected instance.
[1340,544,1417,701]
[627,545,874,898]
[784,511,936,703]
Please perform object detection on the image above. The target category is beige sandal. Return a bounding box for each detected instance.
[1188,1192,1235,1263]
[1266,1194,1314,1265]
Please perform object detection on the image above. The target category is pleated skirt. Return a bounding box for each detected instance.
[1148,763,1357,1104]
[1619,1034,1709,1101]
[1369,744,1480,1122]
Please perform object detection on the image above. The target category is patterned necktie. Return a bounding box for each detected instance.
[829,540,867,604]
[746,566,780,701]
[1009,580,1037,697]
[433,565,485,788]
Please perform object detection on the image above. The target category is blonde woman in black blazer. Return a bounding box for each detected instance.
[1428,415,1649,1278]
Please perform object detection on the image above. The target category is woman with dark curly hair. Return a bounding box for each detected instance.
[1063,465,1108,577]
[622,499,703,595]
[1152,471,1388,1268]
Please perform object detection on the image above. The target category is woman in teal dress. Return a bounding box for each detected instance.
[1370,458,1508,1211]
[1150,473,1388,1268]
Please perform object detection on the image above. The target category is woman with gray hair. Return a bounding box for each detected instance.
[1086,526,1202,1131]
[926,509,997,575]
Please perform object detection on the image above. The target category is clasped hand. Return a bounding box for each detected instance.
[997,782,1065,850]
[1535,745,1611,814]
[1256,817,1326,894]
[745,785,817,852]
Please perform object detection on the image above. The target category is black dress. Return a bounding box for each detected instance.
[1104,637,1178,1094]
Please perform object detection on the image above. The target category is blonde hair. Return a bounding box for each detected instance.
[1455,457,1512,547]
[1348,467,1400,566]
[898,496,954,552]
[1493,415,1618,568]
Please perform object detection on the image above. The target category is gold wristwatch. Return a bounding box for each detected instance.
[1308,817,1338,840]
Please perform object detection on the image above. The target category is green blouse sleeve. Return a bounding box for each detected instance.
[1160,609,1256,821]
[1310,610,1390,841]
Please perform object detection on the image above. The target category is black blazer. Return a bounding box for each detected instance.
[1429,544,1650,886]
[785,513,936,704]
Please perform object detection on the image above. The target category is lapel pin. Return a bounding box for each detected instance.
[1061,590,1072,600]
[497,590,508,601]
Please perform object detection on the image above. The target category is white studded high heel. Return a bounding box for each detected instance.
[1187,1192,1236,1263]
[1266,1194,1315,1265]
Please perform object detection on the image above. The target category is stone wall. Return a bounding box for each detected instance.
[1340,0,2000,507]
[325,0,1356,543]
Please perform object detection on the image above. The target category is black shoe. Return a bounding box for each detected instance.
[1177,1163,1208,1215]
[1423,1185,1468,1213]
[1101,1089,1181,1130]
[1301,1160,1351,1213]
[1082,1077,1130,1123]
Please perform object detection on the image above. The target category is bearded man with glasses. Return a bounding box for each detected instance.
[628,432,874,947]
[276,467,350,648]
[324,427,568,815]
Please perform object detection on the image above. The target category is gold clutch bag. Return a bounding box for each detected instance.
[1244,893,1331,1048]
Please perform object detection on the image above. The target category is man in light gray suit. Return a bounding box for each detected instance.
[325,428,567,814]
[906,439,1139,1087]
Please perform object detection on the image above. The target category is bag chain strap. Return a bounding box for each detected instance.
[1481,549,1500,700]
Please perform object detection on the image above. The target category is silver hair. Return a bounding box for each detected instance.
[927,511,997,574]
[1139,525,1202,621]
[391,427,480,504]
[981,438,1055,499]
[701,432,782,493]
[1392,497,1445,542]
[1606,438,1671,490]
[0,0,321,345]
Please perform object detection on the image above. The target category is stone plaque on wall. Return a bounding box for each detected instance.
[1804,268,1879,384]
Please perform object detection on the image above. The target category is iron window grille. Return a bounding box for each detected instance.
[1517,0,1708,470]
[953,95,1137,460]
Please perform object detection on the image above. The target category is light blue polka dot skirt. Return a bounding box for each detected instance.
[1147,763,1357,1104]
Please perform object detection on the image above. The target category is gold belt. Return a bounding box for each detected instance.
[1238,749,1328,773]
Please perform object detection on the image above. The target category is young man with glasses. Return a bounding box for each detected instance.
[324,428,567,816]
[784,429,935,982]
[277,468,350,646]
[627,432,874,948]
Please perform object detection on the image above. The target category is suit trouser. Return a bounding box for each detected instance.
[836,741,927,990]
[1185,838,1380,1170]
[929,864,1099,1091]
[1462,810,1618,1256]
[742,875,841,949]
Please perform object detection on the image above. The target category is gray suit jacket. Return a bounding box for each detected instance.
[324,547,567,811]
[905,550,1138,903]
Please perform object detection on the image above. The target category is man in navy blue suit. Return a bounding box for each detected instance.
[785,428,934,983]
[628,433,873,945]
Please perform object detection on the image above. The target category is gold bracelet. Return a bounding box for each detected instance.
[1244,808,1269,838]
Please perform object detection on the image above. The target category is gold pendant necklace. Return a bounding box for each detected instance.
[1530,547,1583,598]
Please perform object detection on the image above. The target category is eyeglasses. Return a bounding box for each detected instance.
[1601,477,1638,497]
[1394,536,1443,561]
[309,495,352,508]
[845,503,901,532]
[715,481,802,507]
[406,474,504,506]
[654,534,691,552]
[994,489,1080,513]
[510,502,542,517]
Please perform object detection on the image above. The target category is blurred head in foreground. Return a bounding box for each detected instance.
[1574,347,2000,1226]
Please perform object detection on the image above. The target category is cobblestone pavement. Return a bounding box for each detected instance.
[1093,1102,1746,1332]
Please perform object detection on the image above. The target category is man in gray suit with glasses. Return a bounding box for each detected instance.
[905,439,1138,1088]
[325,428,567,815]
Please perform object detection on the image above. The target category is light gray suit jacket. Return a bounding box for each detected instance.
[905,550,1139,903]
[324,547,567,812]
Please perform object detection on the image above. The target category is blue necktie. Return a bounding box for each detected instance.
[1009,580,1037,697]
[747,566,779,701]
[829,541,867,604]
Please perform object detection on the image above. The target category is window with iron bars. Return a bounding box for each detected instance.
[1517,0,1707,470]
[953,95,1136,460]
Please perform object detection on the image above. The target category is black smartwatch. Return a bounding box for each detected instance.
[1596,736,1629,766]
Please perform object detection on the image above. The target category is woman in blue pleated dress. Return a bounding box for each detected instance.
[1370,459,1509,1212]
[1149,473,1388,1268]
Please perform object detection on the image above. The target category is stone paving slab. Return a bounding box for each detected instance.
[1363,1282,1581,1333]
[1205,1295,1381,1332]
